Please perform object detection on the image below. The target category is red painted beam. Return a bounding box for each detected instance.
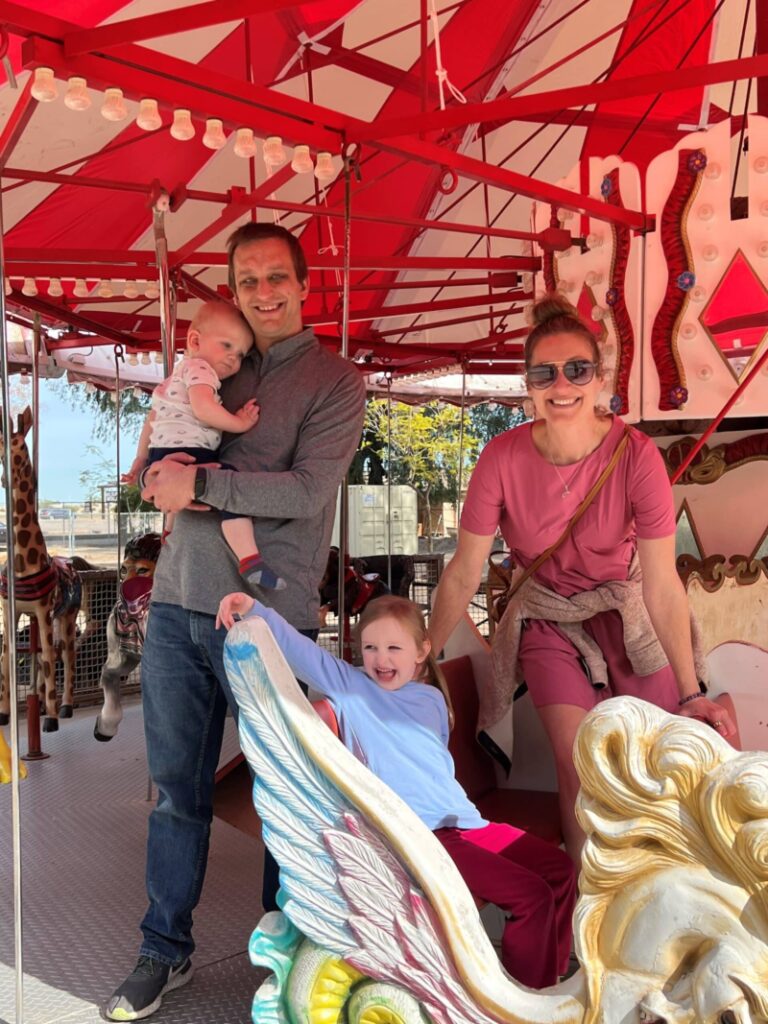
[63,0,327,57]
[304,290,525,327]
[2,165,156,195]
[5,247,158,265]
[5,291,142,345]
[356,52,768,143]
[0,79,36,167]
[758,0,768,116]
[377,310,527,338]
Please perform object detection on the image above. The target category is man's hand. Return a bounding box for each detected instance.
[216,592,256,630]
[141,452,220,513]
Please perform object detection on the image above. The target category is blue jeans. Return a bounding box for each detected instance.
[139,602,316,965]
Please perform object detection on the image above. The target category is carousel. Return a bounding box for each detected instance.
[0,1,767,1022]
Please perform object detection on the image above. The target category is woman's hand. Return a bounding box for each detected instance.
[677,695,735,739]
[216,592,255,630]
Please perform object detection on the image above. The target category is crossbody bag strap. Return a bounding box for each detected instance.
[505,423,632,601]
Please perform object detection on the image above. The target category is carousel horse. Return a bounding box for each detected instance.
[223,615,768,1024]
[318,547,389,626]
[93,532,161,742]
[0,408,83,733]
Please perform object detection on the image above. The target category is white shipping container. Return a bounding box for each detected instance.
[331,485,419,557]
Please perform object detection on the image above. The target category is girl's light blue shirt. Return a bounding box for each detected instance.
[245,601,487,830]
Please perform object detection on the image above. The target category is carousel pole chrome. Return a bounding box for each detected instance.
[32,314,41,483]
[0,169,25,1024]
[456,365,467,535]
[386,377,392,592]
[337,146,354,659]
[113,346,123,558]
[152,196,175,377]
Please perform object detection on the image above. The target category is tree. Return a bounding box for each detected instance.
[364,399,480,546]
[469,402,528,448]
[50,378,149,441]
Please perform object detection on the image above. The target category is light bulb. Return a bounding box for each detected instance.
[101,87,128,122]
[136,98,162,131]
[31,67,58,102]
[85,381,97,394]
[127,353,139,366]
[48,278,63,297]
[314,151,335,182]
[73,279,89,298]
[697,203,714,221]
[698,364,713,380]
[170,108,195,142]
[140,352,151,365]
[690,285,706,302]
[753,156,768,174]
[680,322,697,340]
[591,305,607,321]
[233,128,257,159]
[98,281,114,298]
[123,281,139,299]
[145,282,160,299]
[702,244,719,261]
[263,135,286,167]
[557,279,574,293]
[585,270,603,287]
[154,351,164,363]
[21,278,38,297]
[704,162,721,180]
[291,144,314,174]
[202,118,226,150]
[758,241,768,259]
[586,233,604,249]
[64,76,91,111]
[761,201,768,218]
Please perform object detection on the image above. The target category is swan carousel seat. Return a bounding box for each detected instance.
[223,616,768,1024]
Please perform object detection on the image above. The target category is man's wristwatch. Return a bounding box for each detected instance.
[193,467,207,502]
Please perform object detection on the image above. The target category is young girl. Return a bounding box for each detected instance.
[216,591,576,990]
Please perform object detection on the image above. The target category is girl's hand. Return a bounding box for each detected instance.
[677,695,735,739]
[216,592,255,630]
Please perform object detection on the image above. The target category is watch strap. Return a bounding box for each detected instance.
[193,467,208,502]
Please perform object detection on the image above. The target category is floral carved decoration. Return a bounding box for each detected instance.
[601,169,633,415]
[662,432,768,484]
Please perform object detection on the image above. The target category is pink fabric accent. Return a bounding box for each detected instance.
[462,416,675,597]
[434,822,576,988]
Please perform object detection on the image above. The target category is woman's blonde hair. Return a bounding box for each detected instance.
[355,595,454,728]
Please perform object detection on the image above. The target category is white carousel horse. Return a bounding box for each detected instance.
[223,616,768,1024]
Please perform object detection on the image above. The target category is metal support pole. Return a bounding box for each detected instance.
[337,147,354,660]
[0,164,25,1024]
[114,346,123,558]
[153,202,175,376]
[456,366,467,534]
[386,378,393,592]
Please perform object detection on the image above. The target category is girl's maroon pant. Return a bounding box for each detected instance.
[434,821,576,989]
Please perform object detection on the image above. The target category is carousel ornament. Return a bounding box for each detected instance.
[136,98,162,131]
[609,394,623,414]
[101,87,128,122]
[600,175,613,198]
[605,287,619,306]
[753,156,768,174]
[30,67,57,102]
[669,384,688,408]
[677,271,696,291]
[291,144,314,174]
[64,76,91,111]
[687,150,707,173]
[202,118,226,150]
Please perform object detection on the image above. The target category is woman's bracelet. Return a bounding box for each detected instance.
[678,692,705,707]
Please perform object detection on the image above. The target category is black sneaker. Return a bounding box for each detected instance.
[100,955,194,1021]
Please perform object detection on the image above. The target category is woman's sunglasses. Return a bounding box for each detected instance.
[526,359,598,390]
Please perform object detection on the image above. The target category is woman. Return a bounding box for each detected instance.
[428,294,734,861]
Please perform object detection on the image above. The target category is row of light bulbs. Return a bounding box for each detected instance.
[30,67,338,181]
[6,277,161,300]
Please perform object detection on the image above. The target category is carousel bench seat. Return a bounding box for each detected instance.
[441,655,563,846]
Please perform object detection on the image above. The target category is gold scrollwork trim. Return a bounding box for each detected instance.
[676,553,768,591]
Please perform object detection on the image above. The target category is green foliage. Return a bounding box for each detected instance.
[469,403,527,448]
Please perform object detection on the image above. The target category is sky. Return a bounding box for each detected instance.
[6,376,141,503]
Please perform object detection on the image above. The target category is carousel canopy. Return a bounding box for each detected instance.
[0,0,764,389]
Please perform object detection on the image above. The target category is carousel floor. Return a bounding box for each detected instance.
[0,699,269,1024]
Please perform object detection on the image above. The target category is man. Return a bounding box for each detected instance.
[102,223,366,1022]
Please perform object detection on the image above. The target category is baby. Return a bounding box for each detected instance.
[124,300,284,592]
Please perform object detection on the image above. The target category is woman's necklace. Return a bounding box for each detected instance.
[548,456,585,499]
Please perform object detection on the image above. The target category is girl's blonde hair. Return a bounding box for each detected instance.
[355,595,455,728]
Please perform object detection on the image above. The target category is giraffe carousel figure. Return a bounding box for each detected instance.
[0,407,83,733]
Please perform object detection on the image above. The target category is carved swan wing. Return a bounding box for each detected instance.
[224,617,584,1024]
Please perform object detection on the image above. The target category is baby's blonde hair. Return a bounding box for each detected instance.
[189,300,253,344]
[355,595,454,728]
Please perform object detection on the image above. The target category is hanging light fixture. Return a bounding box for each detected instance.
[123,281,139,299]
[202,118,226,150]
[127,353,139,366]
[145,282,160,299]
[314,152,335,183]
[85,381,97,394]
[31,67,58,102]
[263,136,286,167]
[133,386,144,399]
[233,128,257,159]
[73,279,90,298]
[290,144,314,174]
[136,98,162,131]
[101,88,128,122]
[64,76,91,111]
[170,109,195,141]
[154,351,164,363]
[140,352,151,365]
[4,278,11,296]
[98,280,114,298]
[21,278,38,297]
[48,278,64,298]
